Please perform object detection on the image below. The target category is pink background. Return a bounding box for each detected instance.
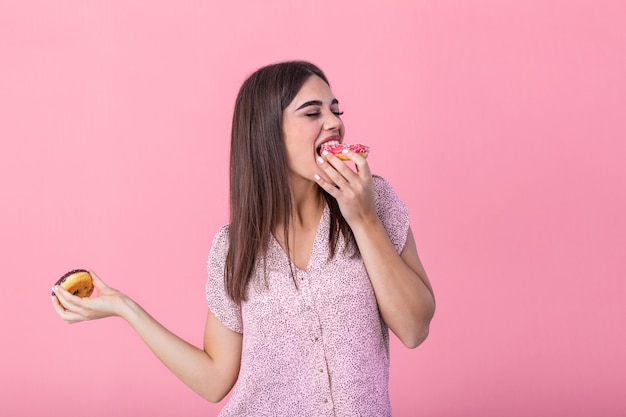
[1,1,625,416]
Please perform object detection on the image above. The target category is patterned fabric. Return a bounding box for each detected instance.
[206,175,410,416]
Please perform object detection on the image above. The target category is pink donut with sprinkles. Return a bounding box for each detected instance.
[320,143,370,160]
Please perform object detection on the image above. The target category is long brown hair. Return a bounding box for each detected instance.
[225,61,353,304]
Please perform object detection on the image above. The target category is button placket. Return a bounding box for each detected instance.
[302,268,334,413]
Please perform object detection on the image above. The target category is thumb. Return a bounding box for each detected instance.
[88,269,108,292]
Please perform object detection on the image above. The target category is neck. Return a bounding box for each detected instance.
[290,181,324,228]
[272,176,324,236]
[272,179,325,270]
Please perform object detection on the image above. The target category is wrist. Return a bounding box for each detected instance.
[350,213,383,237]
[117,293,141,322]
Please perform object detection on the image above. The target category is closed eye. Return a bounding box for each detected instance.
[305,110,343,118]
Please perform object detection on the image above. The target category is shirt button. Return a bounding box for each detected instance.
[314,336,319,341]
[319,368,324,373]
[323,399,328,403]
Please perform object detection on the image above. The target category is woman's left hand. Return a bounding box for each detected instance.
[314,149,377,228]
[52,270,128,324]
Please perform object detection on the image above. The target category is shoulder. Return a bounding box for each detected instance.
[372,174,404,207]
[212,224,230,244]
[210,224,230,251]
[371,175,410,253]
[207,224,230,269]
[372,174,393,194]
[206,224,243,333]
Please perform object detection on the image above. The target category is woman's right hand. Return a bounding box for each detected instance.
[52,270,128,324]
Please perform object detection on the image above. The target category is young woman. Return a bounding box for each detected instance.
[52,60,435,416]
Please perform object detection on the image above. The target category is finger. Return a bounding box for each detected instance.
[57,308,88,324]
[88,269,107,293]
[335,148,372,177]
[314,173,340,198]
[322,153,372,197]
[321,151,357,178]
[352,154,371,177]
[52,293,86,323]
[51,293,67,313]
[52,285,87,313]
[317,153,353,189]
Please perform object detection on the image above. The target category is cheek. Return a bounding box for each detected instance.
[284,141,313,170]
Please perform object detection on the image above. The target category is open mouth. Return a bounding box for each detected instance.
[317,139,341,156]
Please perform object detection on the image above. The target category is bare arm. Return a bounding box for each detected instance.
[52,271,242,401]
[315,152,436,348]
[351,223,435,348]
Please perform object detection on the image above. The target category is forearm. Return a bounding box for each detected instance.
[352,220,435,348]
[120,297,228,401]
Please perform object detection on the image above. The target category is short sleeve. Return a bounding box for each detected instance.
[205,225,243,333]
[372,175,410,254]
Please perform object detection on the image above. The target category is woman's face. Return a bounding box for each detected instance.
[282,75,345,183]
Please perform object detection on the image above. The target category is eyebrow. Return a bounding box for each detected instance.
[295,98,339,111]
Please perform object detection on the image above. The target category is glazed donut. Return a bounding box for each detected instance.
[320,143,369,160]
[52,269,94,298]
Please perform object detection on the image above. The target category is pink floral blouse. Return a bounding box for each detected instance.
[206,175,410,416]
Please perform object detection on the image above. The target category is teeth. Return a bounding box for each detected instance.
[317,140,341,155]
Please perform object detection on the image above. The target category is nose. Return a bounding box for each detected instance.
[323,109,343,131]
